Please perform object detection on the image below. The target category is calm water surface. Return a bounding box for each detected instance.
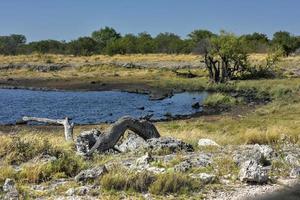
[0,89,208,125]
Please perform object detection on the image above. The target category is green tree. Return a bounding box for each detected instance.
[136,32,155,54]
[272,31,299,56]
[0,34,26,55]
[28,40,66,54]
[202,31,248,83]
[154,32,185,54]
[188,30,215,54]
[67,37,97,56]
[91,27,121,52]
[104,34,138,55]
[240,32,269,53]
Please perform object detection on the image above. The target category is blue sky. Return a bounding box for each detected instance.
[0,0,299,42]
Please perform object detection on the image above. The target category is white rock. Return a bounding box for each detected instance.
[239,160,269,184]
[196,173,216,184]
[198,139,220,147]
[3,178,16,192]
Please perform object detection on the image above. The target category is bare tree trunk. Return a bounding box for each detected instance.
[22,116,74,141]
[85,116,160,156]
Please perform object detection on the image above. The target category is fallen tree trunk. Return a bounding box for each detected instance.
[22,116,74,141]
[84,116,160,156]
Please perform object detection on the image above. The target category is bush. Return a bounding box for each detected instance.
[149,173,200,195]
[19,153,86,183]
[4,137,62,165]
[203,93,237,107]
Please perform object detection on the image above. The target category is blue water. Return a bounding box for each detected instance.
[0,89,208,125]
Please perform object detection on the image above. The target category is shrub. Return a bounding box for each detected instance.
[4,137,63,165]
[203,93,237,107]
[149,173,200,195]
[19,153,86,183]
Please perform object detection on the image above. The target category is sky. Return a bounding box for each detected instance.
[0,0,299,42]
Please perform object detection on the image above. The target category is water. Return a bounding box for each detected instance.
[0,89,208,125]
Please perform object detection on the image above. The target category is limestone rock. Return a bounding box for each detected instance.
[75,166,107,183]
[198,139,220,147]
[2,179,19,200]
[193,173,216,184]
[3,179,16,193]
[118,134,148,152]
[75,129,101,155]
[146,137,194,153]
[233,144,274,166]
[290,166,300,178]
[174,154,212,172]
[239,160,269,184]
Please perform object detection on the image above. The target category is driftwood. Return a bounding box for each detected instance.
[85,116,160,156]
[22,116,74,141]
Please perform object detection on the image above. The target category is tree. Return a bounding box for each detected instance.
[136,32,155,54]
[0,34,26,55]
[272,31,299,56]
[202,31,248,83]
[154,32,185,54]
[188,30,215,54]
[67,37,98,56]
[240,32,269,53]
[28,40,66,54]
[91,27,121,52]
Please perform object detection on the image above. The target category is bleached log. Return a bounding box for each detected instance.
[85,116,160,156]
[22,116,74,141]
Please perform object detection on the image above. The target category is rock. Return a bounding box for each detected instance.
[198,139,220,147]
[290,166,300,178]
[239,160,269,184]
[65,188,75,196]
[3,179,16,192]
[130,153,165,174]
[174,154,212,172]
[174,160,192,172]
[192,102,200,109]
[256,144,274,161]
[285,154,300,166]
[2,179,19,200]
[193,173,216,184]
[233,144,274,166]
[75,129,101,155]
[146,137,194,153]
[118,134,148,152]
[135,152,153,166]
[75,166,107,183]
[76,186,90,196]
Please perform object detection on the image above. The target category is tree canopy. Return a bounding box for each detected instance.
[0,28,300,56]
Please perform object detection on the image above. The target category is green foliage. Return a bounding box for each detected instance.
[1,28,300,56]
[203,93,237,107]
[203,31,249,83]
[0,34,26,55]
[91,26,121,51]
[19,153,86,183]
[272,31,300,56]
[188,29,216,54]
[67,37,98,56]
[240,32,269,53]
[154,32,186,54]
[28,40,66,54]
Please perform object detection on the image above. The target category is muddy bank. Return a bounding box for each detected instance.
[0,77,173,100]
